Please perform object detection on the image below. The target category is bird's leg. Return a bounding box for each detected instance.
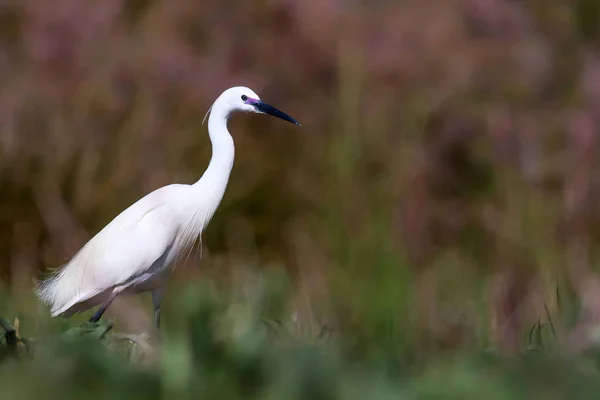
[154,307,161,330]
[152,286,166,335]
[88,303,109,323]
[89,289,119,324]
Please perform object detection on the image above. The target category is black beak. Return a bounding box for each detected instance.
[254,101,301,126]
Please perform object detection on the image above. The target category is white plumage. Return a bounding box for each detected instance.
[35,86,301,329]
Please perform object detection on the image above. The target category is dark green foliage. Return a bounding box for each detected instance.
[2,278,600,399]
[0,318,22,360]
[574,0,600,42]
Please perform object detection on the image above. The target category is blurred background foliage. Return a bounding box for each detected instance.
[3,0,600,397]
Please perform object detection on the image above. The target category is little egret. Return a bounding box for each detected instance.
[35,86,301,330]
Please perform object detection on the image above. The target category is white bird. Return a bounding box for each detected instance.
[35,86,301,330]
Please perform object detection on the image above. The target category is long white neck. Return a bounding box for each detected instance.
[193,103,235,195]
[170,103,235,264]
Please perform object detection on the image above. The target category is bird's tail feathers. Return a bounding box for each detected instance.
[34,252,96,316]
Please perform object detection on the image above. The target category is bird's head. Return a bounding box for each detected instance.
[203,86,301,126]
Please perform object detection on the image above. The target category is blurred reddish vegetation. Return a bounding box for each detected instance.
[2,0,600,352]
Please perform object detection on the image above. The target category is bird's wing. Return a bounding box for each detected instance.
[37,186,184,315]
[95,201,179,285]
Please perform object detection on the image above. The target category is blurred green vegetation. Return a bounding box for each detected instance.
[3,0,600,397]
[3,274,600,399]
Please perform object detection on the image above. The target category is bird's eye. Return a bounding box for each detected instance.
[241,95,248,101]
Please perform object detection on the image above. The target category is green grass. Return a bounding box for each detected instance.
[2,272,600,400]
